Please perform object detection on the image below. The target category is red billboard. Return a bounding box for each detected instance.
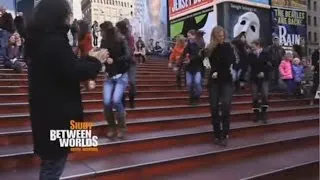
[169,0,213,20]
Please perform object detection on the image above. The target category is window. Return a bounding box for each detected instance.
[308,0,311,10]
[308,31,312,41]
[314,32,318,42]
[314,17,317,26]
[308,15,311,25]
[309,48,312,55]
[314,1,317,11]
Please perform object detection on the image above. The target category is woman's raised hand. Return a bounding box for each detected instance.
[89,48,109,63]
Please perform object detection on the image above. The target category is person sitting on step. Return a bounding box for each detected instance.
[134,41,146,64]
[3,33,24,73]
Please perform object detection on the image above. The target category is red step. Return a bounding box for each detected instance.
[0,102,317,128]
[0,95,296,114]
[0,84,185,93]
[0,118,317,179]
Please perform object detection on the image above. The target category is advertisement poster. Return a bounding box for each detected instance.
[170,7,216,45]
[271,0,306,10]
[247,0,269,5]
[218,2,272,45]
[271,8,306,50]
[143,0,168,47]
[169,0,213,20]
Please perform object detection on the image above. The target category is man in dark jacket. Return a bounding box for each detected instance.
[25,1,106,177]
[117,19,137,108]
[311,48,319,98]
[268,36,285,91]
[27,31,104,179]
[248,39,273,124]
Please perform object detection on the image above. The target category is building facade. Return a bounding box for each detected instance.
[68,0,82,20]
[81,0,134,26]
[307,0,320,56]
[130,0,145,38]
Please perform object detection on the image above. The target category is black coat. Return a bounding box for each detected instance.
[180,40,203,73]
[208,42,236,85]
[26,28,102,159]
[100,38,130,77]
[247,49,273,82]
[312,50,319,74]
[232,40,249,81]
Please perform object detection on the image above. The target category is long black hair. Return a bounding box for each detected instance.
[78,20,89,42]
[27,0,71,34]
[25,0,71,60]
[116,20,129,38]
[100,21,123,51]
[0,12,15,33]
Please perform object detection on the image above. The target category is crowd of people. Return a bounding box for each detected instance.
[168,27,319,145]
[0,0,318,179]
[0,8,27,72]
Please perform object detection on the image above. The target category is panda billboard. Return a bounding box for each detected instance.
[217,2,272,46]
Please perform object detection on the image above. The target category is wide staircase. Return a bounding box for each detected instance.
[0,58,318,180]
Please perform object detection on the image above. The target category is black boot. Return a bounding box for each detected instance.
[260,106,268,124]
[253,108,260,123]
[220,136,228,147]
[189,95,195,106]
[115,112,127,140]
[104,107,117,140]
[176,74,181,89]
[193,96,200,106]
[129,94,135,109]
[122,94,126,108]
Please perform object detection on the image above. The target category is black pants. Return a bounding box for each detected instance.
[175,63,184,87]
[93,35,98,46]
[135,54,146,63]
[209,83,233,139]
[269,68,280,91]
[252,80,269,109]
[39,154,68,180]
[312,72,319,95]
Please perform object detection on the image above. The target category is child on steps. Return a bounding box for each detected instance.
[168,35,186,88]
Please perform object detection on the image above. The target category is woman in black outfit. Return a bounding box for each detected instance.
[206,26,236,147]
[100,21,131,139]
[25,0,104,179]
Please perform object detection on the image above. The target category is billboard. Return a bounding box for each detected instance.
[143,0,168,47]
[169,0,213,20]
[217,2,272,45]
[170,6,216,45]
[271,0,306,10]
[248,0,269,4]
[271,8,306,50]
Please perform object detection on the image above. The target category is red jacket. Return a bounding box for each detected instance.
[79,33,93,56]
[127,34,135,54]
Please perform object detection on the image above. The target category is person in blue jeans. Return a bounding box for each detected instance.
[100,21,131,139]
[179,30,204,105]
